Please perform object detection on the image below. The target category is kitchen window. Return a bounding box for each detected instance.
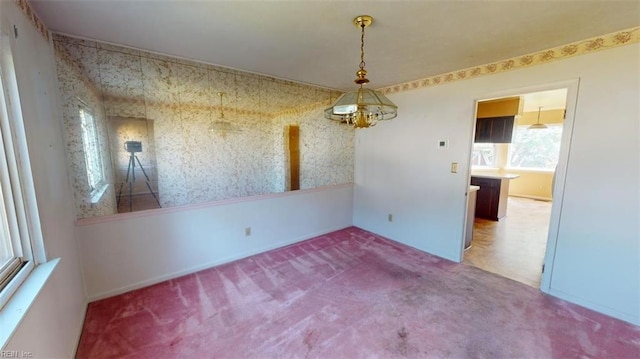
[471,143,496,167]
[507,124,563,170]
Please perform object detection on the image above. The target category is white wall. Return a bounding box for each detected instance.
[76,183,353,300]
[1,2,87,356]
[354,85,475,262]
[354,44,639,325]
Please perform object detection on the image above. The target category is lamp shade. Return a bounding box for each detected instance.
[324,15,398,129]
[527,122,548,129]
[324,87,398,127]
[527,106,548,130]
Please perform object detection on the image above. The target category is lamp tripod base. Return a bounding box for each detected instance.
[116,152,161,212]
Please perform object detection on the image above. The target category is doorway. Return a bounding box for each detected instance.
[284,124,300,191]
[463,87,572,288]
[107,116,161,213]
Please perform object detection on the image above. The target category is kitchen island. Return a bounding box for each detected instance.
[470,172,520,221]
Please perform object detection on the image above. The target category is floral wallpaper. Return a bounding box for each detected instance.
[379,27,640,95]
[53,34,353,218]
[12,0,50,40]
[50,25,639,219]
[53,40,117,218]
[273,106,354,191]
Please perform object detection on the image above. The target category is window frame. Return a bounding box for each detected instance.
[471,142,498,168]
[77,100,107,203]
[0,32,46,310]
[0,113,35,306]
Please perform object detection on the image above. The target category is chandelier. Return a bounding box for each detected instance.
[324,15,398,128]
[209,92,241,137]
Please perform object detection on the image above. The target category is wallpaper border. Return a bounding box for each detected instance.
[12,0,49,41]
[19,1,639,102]
[378,27,640,95]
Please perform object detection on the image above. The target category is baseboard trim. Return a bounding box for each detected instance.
[546,287,639,326]
[70,299,88,357]
[509,194,553,202]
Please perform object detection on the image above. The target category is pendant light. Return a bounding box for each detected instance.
[324,15,398,129]
[209,92,241,137]
[528,106,548,130]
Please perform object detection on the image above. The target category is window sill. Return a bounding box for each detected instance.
[0,258,60,348]
[89,182,109,204]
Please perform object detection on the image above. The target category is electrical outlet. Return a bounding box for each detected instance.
[245,227,251,236]
[388,214,393,222]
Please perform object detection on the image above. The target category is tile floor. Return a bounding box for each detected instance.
[464,196,551,287]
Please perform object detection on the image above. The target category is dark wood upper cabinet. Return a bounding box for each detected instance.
[474,116,515,143]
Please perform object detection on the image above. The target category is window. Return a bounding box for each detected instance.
[1,31,57,347]
[0,35,38,309]
[508,124,563,170]
[471,143,496,167]
[0,153,32,309]
[78,102,106,202]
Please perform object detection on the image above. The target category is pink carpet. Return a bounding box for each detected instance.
[76,227,640,358]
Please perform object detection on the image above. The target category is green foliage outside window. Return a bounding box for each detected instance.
[508,125,562,169]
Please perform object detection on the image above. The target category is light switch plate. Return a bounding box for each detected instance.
[451,162,458,173]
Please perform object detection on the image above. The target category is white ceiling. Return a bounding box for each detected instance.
[522,88,567,112]
[30,0,640,91]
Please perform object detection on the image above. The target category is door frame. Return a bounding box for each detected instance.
[460,78,580,293]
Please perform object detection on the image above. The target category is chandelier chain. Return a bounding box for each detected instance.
[218,92,225,119]
[359,22,366,71]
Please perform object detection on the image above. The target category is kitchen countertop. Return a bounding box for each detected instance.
[471,172,520,180]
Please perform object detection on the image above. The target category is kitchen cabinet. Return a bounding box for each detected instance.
[470,174,519,220]
[474,116,515,143]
